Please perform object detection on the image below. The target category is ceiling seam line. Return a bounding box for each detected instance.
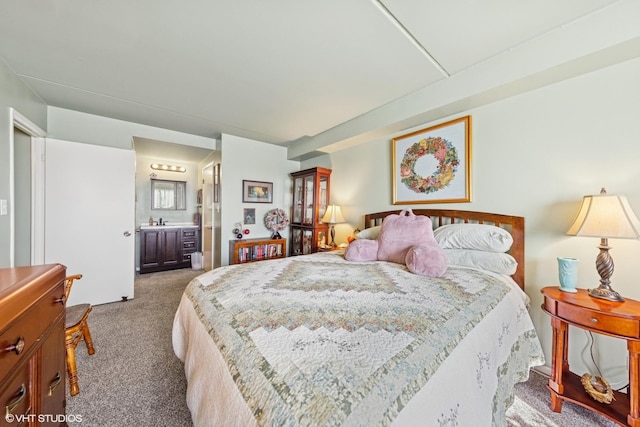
[17,73,282,141]
[371,0,450,78]
[16,73,216,120]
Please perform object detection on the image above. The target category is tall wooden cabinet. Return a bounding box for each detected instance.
[0,264,67,427]
[289,167,331,256]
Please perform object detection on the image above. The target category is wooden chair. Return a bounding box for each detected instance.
[64,274,96,396]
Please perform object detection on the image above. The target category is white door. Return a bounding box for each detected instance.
[44,138,135,306]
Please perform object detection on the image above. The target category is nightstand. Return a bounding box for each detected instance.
[317,246,342,252]
[541,287,640,426]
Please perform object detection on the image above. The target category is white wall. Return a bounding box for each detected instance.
[135,156,201,227]
[13,128,32,266]
[220,134,299,266]
[310,57,640,387]
[47,107,215,151]
[46,107,219,272]
[44,110,301,270]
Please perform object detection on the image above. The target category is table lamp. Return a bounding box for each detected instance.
[566,188,640,302]
[321,205,345,247]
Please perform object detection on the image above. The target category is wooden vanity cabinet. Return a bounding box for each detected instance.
[140,228,180,272]
[140,227,199,273]
[0,264,67,427]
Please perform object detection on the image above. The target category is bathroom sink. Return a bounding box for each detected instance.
[139,223,198,229]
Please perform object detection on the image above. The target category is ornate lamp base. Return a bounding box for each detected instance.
[589,286,624,302]
[328,225,337,247]
[589,239,624,302]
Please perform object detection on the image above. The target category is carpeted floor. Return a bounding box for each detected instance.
[508,373,617,427]
[66,269,618,426]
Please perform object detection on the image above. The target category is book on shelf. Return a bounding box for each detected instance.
[234,241,284,263]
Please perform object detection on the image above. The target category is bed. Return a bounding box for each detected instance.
[172,209,544,426]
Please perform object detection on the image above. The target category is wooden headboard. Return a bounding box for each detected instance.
[364,209,525,290]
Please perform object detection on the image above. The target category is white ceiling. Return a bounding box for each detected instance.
[1,1,638,161]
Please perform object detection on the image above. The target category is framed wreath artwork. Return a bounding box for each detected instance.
[392,115,471,204]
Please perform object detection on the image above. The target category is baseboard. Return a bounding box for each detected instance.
[532,365,551,378]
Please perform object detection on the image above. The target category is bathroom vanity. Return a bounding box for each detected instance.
[139,225,199,273]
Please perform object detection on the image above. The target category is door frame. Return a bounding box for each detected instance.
[202,161,214,271]
[9,108,46,267]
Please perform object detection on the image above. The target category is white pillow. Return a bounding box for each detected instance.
[356,225,381,240]
[444,249,517,275]
[434,223,513,253]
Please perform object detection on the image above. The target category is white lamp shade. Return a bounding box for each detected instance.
[566,190,640,239]
[321,205,345,224]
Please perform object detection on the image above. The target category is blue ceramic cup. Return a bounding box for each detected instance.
[558,257,579,293]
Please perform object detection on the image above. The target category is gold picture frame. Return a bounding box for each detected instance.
[392,116,471,205]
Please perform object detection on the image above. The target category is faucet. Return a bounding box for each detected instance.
[159,218,163,226]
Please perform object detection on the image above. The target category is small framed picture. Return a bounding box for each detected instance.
[243,208,256,224]
[242,180,273,203]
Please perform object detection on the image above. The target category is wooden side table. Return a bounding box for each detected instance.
[541,287,640,426]
[317,246,343,252]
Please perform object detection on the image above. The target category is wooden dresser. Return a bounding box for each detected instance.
[0,264,67,426]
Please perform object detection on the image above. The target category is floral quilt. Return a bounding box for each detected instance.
[179,251,544,426]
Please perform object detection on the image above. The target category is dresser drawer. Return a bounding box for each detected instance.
[558,303,640,338]
[40,319,65,417]
[1,361,33,425]
[0,282,64,382]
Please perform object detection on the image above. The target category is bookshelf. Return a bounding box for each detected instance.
[229,237,287,265]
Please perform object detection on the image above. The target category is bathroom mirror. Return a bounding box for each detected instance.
[151,179,187,210]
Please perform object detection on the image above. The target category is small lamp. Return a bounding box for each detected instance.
[321,205,345,247]
[566,188,640,302]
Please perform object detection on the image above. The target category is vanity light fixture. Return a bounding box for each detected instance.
[150,163,186,173]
